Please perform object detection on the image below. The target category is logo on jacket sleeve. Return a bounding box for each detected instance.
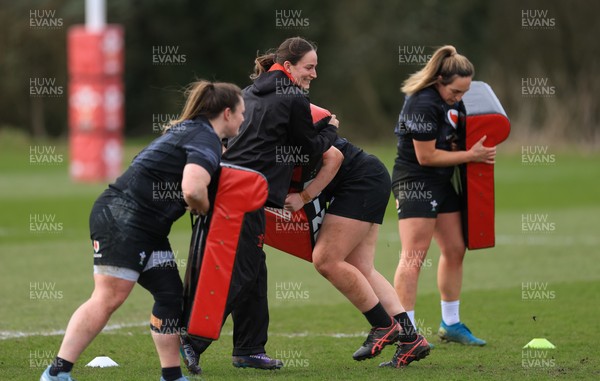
[257,233,265,248]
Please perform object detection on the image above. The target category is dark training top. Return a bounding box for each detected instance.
[97,116,222,237]
[323,137,364,193]
[223,70,338,208]
[394,86,466,183]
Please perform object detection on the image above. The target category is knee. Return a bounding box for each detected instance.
[313,254,335,279]
[90,290,128,314]
[399,248,428,273]
[138,266,184,334]
[150,289,183,334]
[440,245,466,264]
[353,262,374,279]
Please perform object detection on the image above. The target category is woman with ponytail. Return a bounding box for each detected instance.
[41,80,244,381]
[391,45,495,347]
[182,37,342,373]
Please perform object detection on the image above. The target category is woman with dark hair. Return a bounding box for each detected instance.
[392,45,496,346]
[183,37,341,372]
[40,80,245,381]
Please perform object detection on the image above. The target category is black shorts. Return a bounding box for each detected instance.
[89,199,175,277]
[391,175,460,219]
[325,153,391,224]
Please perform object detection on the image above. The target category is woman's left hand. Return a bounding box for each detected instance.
[284,193,304,212]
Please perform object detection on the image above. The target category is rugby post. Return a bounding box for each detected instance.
[67,0,124,182]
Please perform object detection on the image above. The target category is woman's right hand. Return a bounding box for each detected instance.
[469,135,496,164]
[284,193,304,212]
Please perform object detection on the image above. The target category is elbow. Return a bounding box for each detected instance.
[182,185,201,206]
[331,148,344,171]
[415,153,431,166]
[182,190,196,207]
[323,147,344,171]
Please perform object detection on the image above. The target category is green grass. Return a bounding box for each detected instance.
[1,130,599,380]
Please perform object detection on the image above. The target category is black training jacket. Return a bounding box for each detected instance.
[223,70,338,207]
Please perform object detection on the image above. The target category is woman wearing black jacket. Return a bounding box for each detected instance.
[184,37,342,372]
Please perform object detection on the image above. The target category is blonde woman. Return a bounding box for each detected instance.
[392,46,495,346]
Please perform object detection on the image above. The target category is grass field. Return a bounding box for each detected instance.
[1,129,599,380]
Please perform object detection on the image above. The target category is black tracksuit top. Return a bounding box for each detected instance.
[223,70,338,208]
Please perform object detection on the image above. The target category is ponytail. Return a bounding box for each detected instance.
[401,45,474,95]
[251,52,276,80]
[165,80,242,132]
[250,37,317,80]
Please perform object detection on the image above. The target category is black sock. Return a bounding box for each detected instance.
[49,357,74,376]
[162,366,182,381]
[363,302,392,328]
[394,312,417,342]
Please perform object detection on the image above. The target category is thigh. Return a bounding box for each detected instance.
[91,273,136,306]
[433,211,465,255]
[313,214,371,263]
[399,217,436,251]
[345,223,379,273]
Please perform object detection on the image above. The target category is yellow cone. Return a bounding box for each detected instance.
[523,338,556,349]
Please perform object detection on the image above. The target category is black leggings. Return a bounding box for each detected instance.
[138,263,184,334]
